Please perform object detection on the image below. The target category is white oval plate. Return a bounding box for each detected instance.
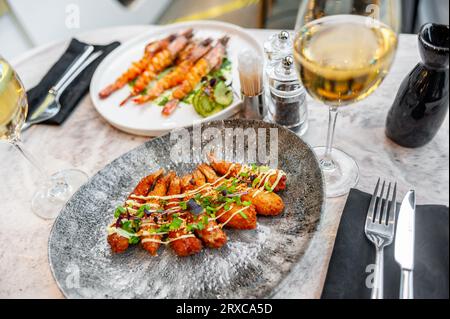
[90,21,263,136]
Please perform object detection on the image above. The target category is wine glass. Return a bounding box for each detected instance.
[294,0,401,197]
[0,56,88,219]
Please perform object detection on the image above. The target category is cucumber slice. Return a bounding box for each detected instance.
[193,90,222,118]
[214,81,233,107]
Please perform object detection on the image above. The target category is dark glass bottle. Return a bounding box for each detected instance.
[386,23,449,148]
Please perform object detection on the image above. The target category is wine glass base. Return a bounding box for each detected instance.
[31,169,89,220]
[314,147,359,198]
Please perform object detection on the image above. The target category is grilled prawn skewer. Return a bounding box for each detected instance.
[160,36,230,116]
[134,38,213,104]
[99,34,176,99]
[120,29,194,106]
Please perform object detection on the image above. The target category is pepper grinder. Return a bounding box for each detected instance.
[267,56,308,135]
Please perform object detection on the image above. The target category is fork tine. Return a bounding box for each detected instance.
[381,182,392,225]
[388,182,397,225]
[374,181,386,223]
[367,178,381,222]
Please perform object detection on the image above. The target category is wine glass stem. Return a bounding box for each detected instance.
[12,139,73,200]
[12,139,49,179]
[321,106,339,171]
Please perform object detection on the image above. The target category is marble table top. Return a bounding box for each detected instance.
[0,26,448,299]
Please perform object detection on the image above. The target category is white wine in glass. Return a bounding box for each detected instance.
[294,0,400,197]
[0,57,88,219]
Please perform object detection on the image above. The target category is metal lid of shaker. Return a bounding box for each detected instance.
[264,30,293,64]
[274,55,298,81]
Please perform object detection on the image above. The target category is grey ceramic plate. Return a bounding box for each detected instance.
[48,119,324,299]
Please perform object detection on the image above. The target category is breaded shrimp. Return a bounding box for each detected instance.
[241,189,285,216]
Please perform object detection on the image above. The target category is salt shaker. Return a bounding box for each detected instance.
[264,30,293,66]
[267,56,308,135]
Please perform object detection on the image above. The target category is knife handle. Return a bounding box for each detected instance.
[400,270,414,299]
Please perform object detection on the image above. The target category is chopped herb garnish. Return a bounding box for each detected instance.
[243,201,252,207]
[239,211,248,220]
[251,163,258,171]
[179,201,187,210]
[129,236,140,245]
[169,217,183,231]
[157,96,169,106]
[216,184,227,192]
[206,206,217,214]
[136,204,151,218]
[239,171,249,178]
[234,196,242,206]
[114,206,126,218]
[252,177,261,188]
[158,224,170,233]
[121,220,135,234]
[264,182,273,192]
[224,203,231,211]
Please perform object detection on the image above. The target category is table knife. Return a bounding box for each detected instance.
[394,190,416,299]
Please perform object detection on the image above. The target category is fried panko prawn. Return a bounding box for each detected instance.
[241,189,285,217]
[189,167,228,248]
[107,169,164,253]
[208,154,287,192]
[216,205,257,230]
[140,172,173,256]
[167,176,203,257]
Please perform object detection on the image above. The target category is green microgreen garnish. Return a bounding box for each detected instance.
[239,171,249,178]
[114,206,126,218]
[129,236,140,245]
[252,178,261,188]
[157,96,169,106]
[169,217,183,231]
[239,211,248,220]
[264,182,273,192]
[179,201,187,210]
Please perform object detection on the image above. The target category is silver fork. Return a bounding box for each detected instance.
[365,178,397,299]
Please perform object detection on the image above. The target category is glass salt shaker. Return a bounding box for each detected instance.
[267,55,308,135]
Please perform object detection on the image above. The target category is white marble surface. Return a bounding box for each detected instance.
[0,26,448,299]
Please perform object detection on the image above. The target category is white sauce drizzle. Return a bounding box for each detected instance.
[141,234,196,245]
[220,206,250,227]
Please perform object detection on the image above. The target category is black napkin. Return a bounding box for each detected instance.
[26,38,120,125]
[322,189,449,299]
